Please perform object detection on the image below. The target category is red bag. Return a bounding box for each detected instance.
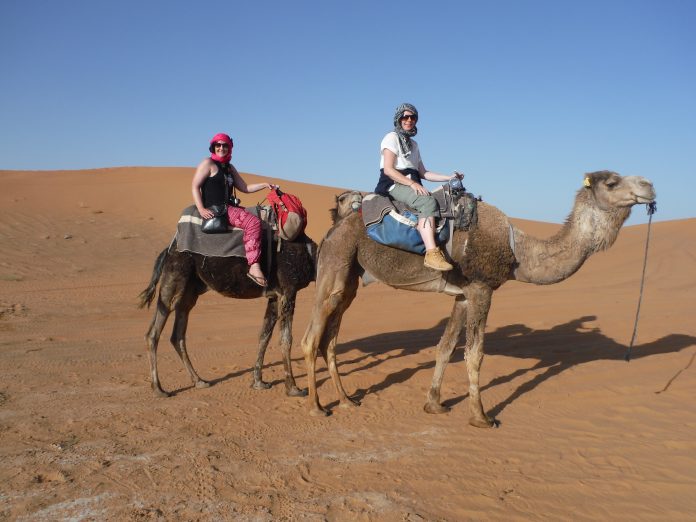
[266,188,308,241]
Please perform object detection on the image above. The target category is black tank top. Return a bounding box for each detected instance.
[201,161,232,207]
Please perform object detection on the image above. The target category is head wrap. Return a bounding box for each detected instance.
[209,133,233,163]
[393,103,418,157]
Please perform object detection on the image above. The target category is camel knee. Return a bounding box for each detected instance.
[301,334,319,359]
[436,344,456,363]
[327,291,345,309]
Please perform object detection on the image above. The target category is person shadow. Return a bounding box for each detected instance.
[323,315,696,416]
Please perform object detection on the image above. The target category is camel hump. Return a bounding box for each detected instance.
[475,202,510,237]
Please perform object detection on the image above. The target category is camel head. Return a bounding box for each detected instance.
[330,191,363,224]
[511,171,657,285]
[582,170,656,211]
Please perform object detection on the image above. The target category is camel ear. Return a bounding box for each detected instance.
[583,177,592,188]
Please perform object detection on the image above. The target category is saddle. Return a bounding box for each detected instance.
[175,205,276,259]
[361,184,478,254]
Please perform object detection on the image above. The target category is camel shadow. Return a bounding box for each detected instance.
[329,315,696,415]
[165,367,251,396]
[201,319,451,395]
[314,318,449,403]
[480,316,696,418]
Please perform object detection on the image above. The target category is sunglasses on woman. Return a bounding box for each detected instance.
[214,143,230,149]
[400,115,417,121]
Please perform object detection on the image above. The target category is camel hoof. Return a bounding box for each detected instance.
[152,388,171,398]
[252,380,272,390]
[468,416,497,428]
[309,407,330,417]
[286,386,308,397]
[423,402,451,414]
[338,397,361,409]
[195,380,211,389]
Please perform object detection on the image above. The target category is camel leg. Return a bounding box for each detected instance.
[463,284,495,428]
[277,291,307,397]
[145,299,173,398]
[252,296,277,390]
[301,214,361,416]
[424,295,468,414]
[301,268,358,416]
[301,299,333,416]
[170,290,209,390]
[324,276,360,409]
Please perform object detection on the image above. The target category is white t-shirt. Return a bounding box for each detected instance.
[380,131,422,172]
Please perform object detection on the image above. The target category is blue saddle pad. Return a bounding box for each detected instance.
[366,208,449,255]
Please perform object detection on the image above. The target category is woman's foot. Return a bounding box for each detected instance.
[424,248,453,271]
[247,264,268,287]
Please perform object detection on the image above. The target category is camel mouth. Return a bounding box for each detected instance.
[635,193,656,204]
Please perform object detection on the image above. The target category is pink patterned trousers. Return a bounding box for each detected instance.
[227,206,262,265]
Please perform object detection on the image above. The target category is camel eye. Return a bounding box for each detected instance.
[605,180,618,189]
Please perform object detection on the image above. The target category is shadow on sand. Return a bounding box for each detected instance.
[324,315,696,416]
[166,316,695,414]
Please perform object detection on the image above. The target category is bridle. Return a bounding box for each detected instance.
[624,201,657,361]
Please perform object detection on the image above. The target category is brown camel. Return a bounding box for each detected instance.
[138,191,362,397]
[300,171,656,427]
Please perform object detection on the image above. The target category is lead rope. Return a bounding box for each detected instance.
[624,201,657,362]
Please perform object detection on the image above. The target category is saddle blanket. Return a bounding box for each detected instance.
[176,205,271,258]
[361,194,450,255]
[361,184,478,255]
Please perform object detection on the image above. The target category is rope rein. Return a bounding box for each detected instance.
[624,201,657,362]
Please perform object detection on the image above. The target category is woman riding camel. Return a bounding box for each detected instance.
[375,103,462,271]
[192,132,275,287]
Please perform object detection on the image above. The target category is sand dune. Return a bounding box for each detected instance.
[1,167,695,520]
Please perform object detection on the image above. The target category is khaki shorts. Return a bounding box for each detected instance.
[389,183,439,218]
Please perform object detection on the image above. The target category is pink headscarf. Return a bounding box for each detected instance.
[209,133,233,163]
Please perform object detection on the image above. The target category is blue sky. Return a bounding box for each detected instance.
[1,0,694,224]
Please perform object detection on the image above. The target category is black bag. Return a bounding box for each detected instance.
[201,204,228,233]
[201,170,232,234]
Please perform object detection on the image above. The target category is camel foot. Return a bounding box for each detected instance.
[252,380,272,390]
[195,380,211,389]
[423,402,451,414]
[468,415,498,428]
[338,396,361,409]
[308,406,331,417]
[286,386,308,397]
[152,387,171,398]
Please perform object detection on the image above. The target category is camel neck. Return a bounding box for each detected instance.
[512,203,630,285]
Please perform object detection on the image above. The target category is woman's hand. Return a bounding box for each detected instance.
[199,208,214,219]
[247,182,278,193]
[410,183,430,196]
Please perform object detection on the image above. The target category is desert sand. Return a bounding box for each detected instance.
[1,167,695,521]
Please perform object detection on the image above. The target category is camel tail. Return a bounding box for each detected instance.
[138,247,169,309]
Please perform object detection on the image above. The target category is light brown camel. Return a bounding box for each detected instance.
[138,191,362,397]
[300,171,656,427]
